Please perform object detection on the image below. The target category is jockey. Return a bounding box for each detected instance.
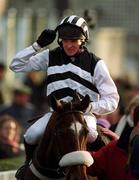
[10,15,119,179]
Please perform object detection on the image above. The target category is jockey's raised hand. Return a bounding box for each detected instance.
[36,29,56,48]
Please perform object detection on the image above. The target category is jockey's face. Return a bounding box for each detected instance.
[62,39,82,56]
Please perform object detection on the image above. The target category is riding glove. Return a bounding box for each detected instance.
[36,29,56,48]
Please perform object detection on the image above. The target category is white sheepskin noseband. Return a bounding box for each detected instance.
[59,151,94,167]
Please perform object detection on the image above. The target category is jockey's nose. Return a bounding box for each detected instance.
[66,41,73,48]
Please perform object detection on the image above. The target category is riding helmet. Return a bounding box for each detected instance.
[56,15,89,42]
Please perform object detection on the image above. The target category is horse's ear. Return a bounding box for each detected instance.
[80,95,90,112]
[72,90,81,102]
[50,96,63,112]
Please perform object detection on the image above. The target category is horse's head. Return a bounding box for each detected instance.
[34,95,93,180]
[50,94,90,152]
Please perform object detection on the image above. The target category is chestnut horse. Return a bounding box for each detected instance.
[24,95,94,180]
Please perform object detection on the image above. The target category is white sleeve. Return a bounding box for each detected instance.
[90,60,119,115]
[9,46,49,72]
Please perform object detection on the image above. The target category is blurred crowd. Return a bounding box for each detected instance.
[0,61,139,179]
[0,62,49,159]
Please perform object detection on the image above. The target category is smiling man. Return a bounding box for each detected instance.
[10,15,119,179]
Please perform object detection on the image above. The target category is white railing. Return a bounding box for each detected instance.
[0,170,16,180]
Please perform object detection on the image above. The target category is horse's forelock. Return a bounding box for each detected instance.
[71,95,90,113]
[51,94,90,114]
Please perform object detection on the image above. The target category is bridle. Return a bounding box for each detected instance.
[29,109,88,180]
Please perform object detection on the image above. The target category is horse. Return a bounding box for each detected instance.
[24,94,94,180]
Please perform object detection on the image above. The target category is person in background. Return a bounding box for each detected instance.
[0,84,35,134]
[97,117,119,141]
[0,115,24,159]
[87,130,136,180]
[9,15,119,179]
[95,117,119,180]
[0,63,6,104]
[23,71,49,116]
[128,105,139,179]
[0,62,13,105]
[87,104,139,180]
[106,104,124,132]
[129,135,139,180]
[88,115,119,151]
[114,95,139,137]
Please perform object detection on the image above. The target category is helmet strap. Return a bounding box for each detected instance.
[80,40,86,49]
[57,38,63,47]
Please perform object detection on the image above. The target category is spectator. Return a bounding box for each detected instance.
[24,72,49,116]
[114,95,139,136]
[23,71,44,106]
[0,84,35,133]
[107,105,123,132]
[87,105,139,180]
[129,135,139,179]
[88,115,119,180]
[129,105,139,179]
[0,115,24,159]
[97,117,119,141]
[0,62,13,105]
[87,130,136,179]
[88,115,119,151]
[97,116,111,129]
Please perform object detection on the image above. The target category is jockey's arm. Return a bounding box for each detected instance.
[88,60,119,115]
[9,45,49,72]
